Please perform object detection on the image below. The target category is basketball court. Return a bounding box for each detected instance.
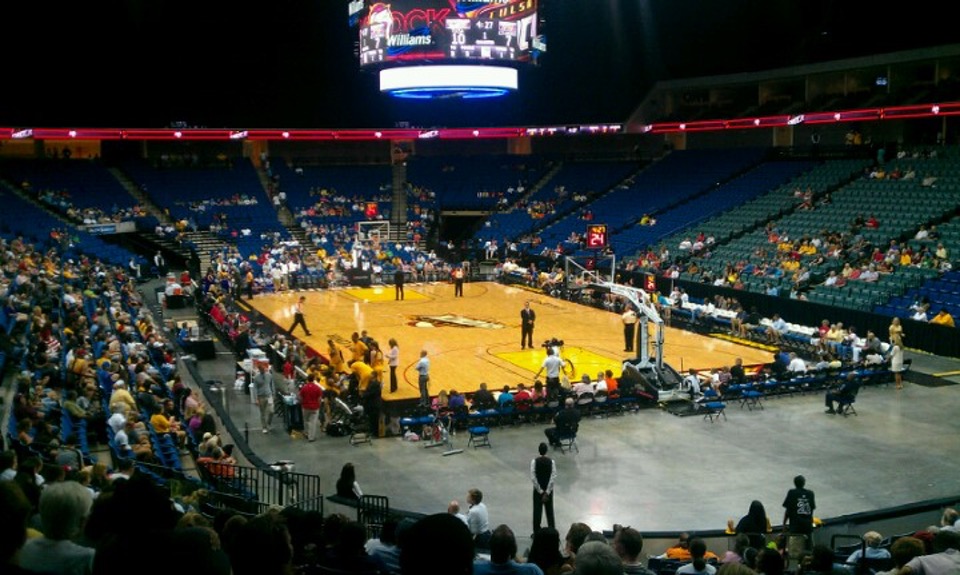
[246,280,774,401]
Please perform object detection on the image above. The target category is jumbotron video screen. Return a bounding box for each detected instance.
[350,0,545,66]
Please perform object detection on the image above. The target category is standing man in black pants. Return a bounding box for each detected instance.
[520,301,536,349]
[244,266,255,300]
[530,442,557,534]
[453,266,465,297]
[362,374,383,438]
[288,296,312,336]
[394,265,405,301]
[622,305,638,353]
[153,250,166,278]
[782,474,816,549]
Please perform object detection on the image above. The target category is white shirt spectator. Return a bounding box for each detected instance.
[682,373,701,396]
[467,502,489,537]
[669,289,682,306]
[107,412,126,434]
[787,356,807,374]
[573,378,595,397]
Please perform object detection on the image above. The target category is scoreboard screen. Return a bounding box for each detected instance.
[586,224,608,249]
[354,0,543,67]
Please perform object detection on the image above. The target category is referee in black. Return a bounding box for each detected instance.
[288,296,312,336]
[394,266,405,300]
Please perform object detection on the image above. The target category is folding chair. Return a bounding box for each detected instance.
[576,393,595,417]
[702,401,727,422]
[739,386,764,411]
[592,391,610,417]
[837,386,859,416]
[557,423,579,454]
[514,398,534,424]
[467,425,491,449]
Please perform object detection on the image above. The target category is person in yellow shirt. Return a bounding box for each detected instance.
[824,322,846,353]
[305,357,325,382]
[350,332,368,364]
[244,269,255,299]
[662,533,719,562]
[781,258,799,272]
[149,401,186,446]
[368,340,386,381]
[350,360,374,393]
[930,308,956,327]
[327,339,347,375]
[109,381,137,414]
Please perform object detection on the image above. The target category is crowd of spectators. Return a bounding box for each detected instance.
[0,234,229,540]
[4,464,959,575]
[35,189,148,226]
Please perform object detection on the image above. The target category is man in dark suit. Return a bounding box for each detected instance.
[520,301,536,350]
[394,266,405,301]
[544,398,580,447]
[824,372,859,414]
[531,442,557,533]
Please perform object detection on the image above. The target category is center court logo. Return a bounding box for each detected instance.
[408,315,504,329]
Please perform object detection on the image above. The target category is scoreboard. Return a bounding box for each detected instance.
[586,224,608,249]
[354,0,542,67]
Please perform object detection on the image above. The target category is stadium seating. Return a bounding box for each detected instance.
[532,148,768,256]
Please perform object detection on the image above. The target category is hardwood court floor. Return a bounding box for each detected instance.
[247,281,773,401]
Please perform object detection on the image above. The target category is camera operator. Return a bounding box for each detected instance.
[534,344,564,400]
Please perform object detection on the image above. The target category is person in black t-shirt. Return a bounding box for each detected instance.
[782,475,816,540]
[729,357,746,384]
[471,383,496,411]
[740,307,763,339]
